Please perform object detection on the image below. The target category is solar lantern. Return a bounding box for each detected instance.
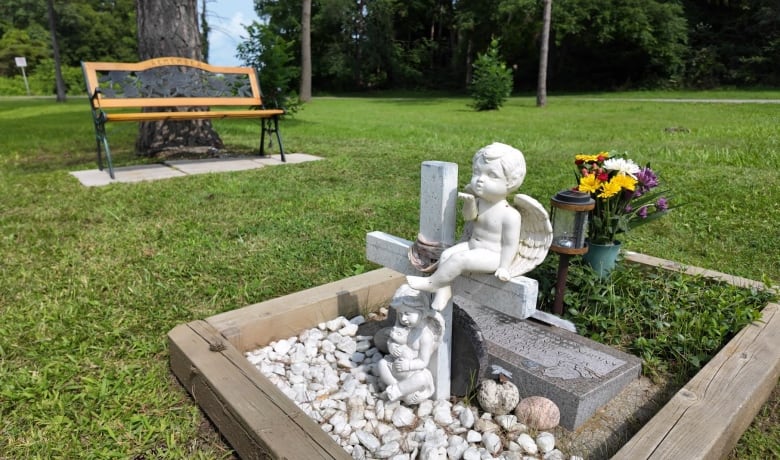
[549,190,595,314]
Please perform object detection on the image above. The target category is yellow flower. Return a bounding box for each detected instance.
[578,174,601,193]
[575,154,602,163]
[610,174,637,192]
[598,179,623,198]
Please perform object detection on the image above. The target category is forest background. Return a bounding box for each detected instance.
[1,0,778,98]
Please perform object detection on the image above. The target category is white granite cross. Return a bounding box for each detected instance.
[366,161,540,400]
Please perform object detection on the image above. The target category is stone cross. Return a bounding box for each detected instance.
[366,161,539,400]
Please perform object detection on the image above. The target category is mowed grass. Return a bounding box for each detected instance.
[0,93,778,458]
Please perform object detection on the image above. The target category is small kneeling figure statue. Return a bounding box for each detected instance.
[376,284,444,405]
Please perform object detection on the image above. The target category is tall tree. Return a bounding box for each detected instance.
[536,0,552,107]
[45,0,65,101]
[300,0,312,101]
[135,0,222,155]
[200,0,210,62]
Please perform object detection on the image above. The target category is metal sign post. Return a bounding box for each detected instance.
[15,57,30,96]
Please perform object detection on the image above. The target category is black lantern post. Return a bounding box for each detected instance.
[549,190,595,315]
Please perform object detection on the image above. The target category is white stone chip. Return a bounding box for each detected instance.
[391,405,416,427]
[356,429,381,452]
[536,432,556,454]
[482,432,503,455]
[516,433,537,454]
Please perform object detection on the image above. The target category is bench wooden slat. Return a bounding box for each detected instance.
[105,109,285,122]
[95,97,262,109]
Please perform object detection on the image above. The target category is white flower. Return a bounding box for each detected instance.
[603,157,640,178]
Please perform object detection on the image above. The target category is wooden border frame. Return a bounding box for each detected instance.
[168,255,779,460]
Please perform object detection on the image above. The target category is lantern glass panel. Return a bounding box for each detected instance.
[551,207,589,250]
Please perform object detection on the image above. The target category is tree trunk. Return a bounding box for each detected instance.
[46,0,66,102]
[135,0,223,155]
[536,0,552,107]
[300,0,312,102]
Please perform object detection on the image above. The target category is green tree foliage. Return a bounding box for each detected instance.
[1,0,777,94]
[469,38,513,110]
[236,22,301,111]
[552,0,689,89]
[684,0,780,87]
[0,0,137,91]
[0,25,50,76]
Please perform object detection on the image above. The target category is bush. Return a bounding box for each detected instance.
[469,39,513,111]
[237,22,302,114]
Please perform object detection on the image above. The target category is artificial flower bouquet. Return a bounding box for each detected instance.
[575,151,673,245]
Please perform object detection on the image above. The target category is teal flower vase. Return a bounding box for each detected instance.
[583,241,622,278]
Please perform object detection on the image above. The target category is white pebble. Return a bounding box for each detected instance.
[326,317,347,331]
[482,432,502,455]
[339,323,359,337]
[516,433,537,454]
[536,432,556,454]
[391,405,416,427]
[349,315,366,326]
[466,430,482,443]
[459,407,476,429]
[356,429,381,452]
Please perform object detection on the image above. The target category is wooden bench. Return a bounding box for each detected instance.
[81,57,285,179]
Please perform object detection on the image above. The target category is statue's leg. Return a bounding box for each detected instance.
[431,286,452,311]
[376,358,397,387]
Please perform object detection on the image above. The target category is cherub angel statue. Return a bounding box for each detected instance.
[407,142,552,310]
[376,284,445,405]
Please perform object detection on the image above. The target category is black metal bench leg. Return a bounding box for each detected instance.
[274,117,285,162]
[95,138,104,172]
[260,117,285,162]
[260,119,267,157]
[95,121,115,179]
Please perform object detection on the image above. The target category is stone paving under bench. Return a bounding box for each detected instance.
[70,153,323,187]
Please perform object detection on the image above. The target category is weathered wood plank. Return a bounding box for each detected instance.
[168,320,349,460]
[206,268,406,352]
[104,108,284,121]
[613,302,780,459]
[624,251,773,292]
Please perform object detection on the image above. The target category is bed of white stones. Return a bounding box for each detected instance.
[246,313,583,460]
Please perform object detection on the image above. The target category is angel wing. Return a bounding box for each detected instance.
[509,194,553,277]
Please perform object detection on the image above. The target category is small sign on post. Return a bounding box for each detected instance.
[15,56,31,96]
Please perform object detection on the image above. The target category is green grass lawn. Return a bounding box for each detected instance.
[0,93,778,458]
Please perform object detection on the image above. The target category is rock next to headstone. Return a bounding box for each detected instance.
[515,396,561,431]
[476,379,520,415]
[246,316,584,460]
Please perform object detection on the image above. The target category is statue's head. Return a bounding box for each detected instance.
[390,283,431,311]
[473,142,526,192]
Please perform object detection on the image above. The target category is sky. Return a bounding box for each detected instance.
[207,0,262,66]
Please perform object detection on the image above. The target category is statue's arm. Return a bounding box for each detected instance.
[459,191,478,221]
[401,329,435,371]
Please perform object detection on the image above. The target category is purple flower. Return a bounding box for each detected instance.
[657,197,669,211]
[633,167,659,198]
[637,167,659,189]
[638,206,649,218]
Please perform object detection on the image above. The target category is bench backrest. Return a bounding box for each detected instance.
[82,57,264,109]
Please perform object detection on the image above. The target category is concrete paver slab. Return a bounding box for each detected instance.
[262,153,322,165]
[166,158,265,175]
[70,154,323,187]
[70,164,187,187]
